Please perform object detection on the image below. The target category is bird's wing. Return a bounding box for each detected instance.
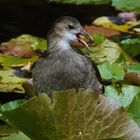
[72,47,104,93]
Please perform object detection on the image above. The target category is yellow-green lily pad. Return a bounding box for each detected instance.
[0,54,38,68]
[0,69,28,93]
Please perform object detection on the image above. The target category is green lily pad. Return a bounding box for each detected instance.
[98,63,125,80]
[105,84,140,108]
[127,63,140,74]
[0,69,27,84]
[127,92,140,127]
[121,38,140,57]
[0,54,38,67]
[112,0,140,14]
[1,89,140,140]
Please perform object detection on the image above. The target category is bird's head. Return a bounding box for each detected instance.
[47,16,93,48]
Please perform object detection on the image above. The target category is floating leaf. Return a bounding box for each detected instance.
[83,25,121,38]
[112,0,140,14]
[0,54,38,67]
[127,63,140,74]
[6,34,47,52]
[93,16,140,34]
[0,42,35,58]
[0,131,30,140]
[0,69,27,84]
[124,72,140,86]
[0,122,30,140]
[0,69,27,93]
[105,84,140,108]
[121,38,140,57]
[128,92,140,127]
[1,90,140,140]
[0,84,24,93]
[80,39,133,65]
[0,124,18,137]
[93,16,130,32]
[98,63,125,80]
[92,33,105,44]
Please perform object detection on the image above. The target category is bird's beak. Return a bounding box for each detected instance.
[76,29,93,48]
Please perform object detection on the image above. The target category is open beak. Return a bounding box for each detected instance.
[76,29,93,48]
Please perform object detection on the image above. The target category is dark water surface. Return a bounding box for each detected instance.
[0,2,118,42]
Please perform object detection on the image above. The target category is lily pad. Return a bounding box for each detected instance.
[0,69,27,93]
[0,131,30,140]
[0,54,38,67]
[98,63,125,81]
[112,0,140,14]
[121,38,140,57]
[93,16,140,34]
[105,84,140,108]
[1,89,140,140]
[80,39,133,64]
[128,92,140,127]
[127,63,140,74]
[6,34,47,52]
[0,124,18,137]
[0,123,30,140]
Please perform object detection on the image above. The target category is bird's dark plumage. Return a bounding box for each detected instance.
[32,16,103,96]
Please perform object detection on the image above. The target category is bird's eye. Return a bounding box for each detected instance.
[68,25,74,30]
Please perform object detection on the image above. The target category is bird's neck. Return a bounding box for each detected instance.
[47,37,72,53]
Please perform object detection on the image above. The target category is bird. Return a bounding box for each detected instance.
[32,16,104,96]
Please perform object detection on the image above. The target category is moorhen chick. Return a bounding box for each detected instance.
[32,16,103,96]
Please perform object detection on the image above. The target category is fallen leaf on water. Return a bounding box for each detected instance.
[83,25,121,38]
[0,42,35,58]
[125,72,140,86]
[0,34,47,58]
[93,16,140,34]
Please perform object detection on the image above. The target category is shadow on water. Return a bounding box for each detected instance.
[0,2,118,42]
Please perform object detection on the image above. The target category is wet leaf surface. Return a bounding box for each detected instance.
[127,63,140,74]
[105,84,140,108]
[124,73,140,86]
[112,0,140,14]
[0,131,30,140]
[80,39,133,65]
[0,124,18,137]
[83,25,121,38]
[121,38,140,57]
[0,69,27,93]
[0,54,38,68]
[93,16,140,35]
[1,90,140,140]
[98,63,125,81]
